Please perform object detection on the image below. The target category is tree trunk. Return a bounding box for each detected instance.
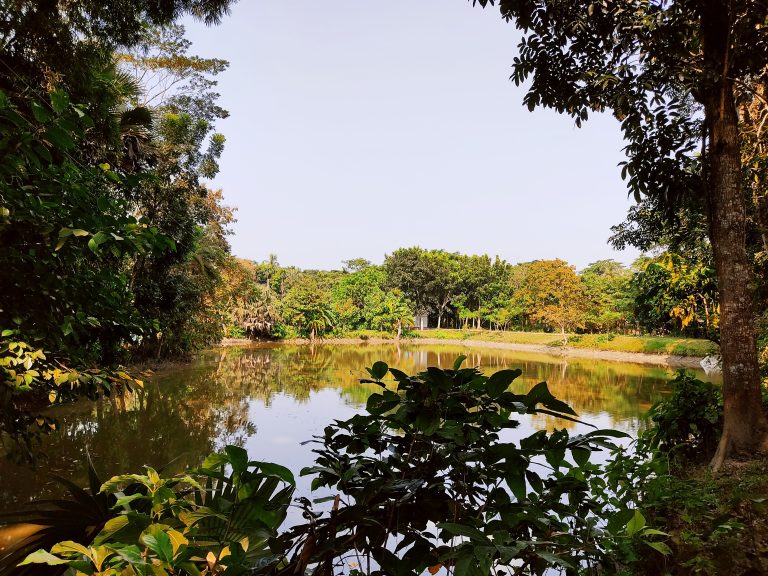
[701,4,768,468]
[437,313,442,329]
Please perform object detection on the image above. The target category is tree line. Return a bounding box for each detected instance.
[219,247,720,341]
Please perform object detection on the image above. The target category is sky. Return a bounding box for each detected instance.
[183,0,641,271]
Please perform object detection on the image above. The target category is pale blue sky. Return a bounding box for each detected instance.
[183,0,640,271]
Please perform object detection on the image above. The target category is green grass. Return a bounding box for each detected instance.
[414,329,718,357]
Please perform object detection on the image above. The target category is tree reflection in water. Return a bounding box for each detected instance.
[0,343,718,509]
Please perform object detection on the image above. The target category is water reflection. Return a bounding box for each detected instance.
[0,343,717,510]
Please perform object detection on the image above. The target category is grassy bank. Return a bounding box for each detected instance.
[413,329,719,357]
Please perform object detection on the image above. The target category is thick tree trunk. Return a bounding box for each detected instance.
[702,5,768,468]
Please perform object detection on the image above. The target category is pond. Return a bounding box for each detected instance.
[0,342,719,511]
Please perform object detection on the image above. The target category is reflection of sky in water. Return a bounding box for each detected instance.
[1,343,716,509]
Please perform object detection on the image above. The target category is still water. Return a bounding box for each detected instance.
[0,343,718,510]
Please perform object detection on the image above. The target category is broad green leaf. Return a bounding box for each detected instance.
[368,361,389,380]
[641,528,669,536]
[201,452,229,471]
[31,101,51,123]
[51,541,91,557]
[94,515,131,544]
[114,545,146,566]
[571,446,591,467]
[439,523,492,544]
[534,550,575,570]
[114,492,146,508]
[526,381,578,415]
[452,355,467,371]
[626,509,646,536]
[44,125,75,150]
[487,369,522,396]
[253,461,296,485]
[19,549,68,565]
[50,90,70,114]
[142,528,173,563]
[646,540,672,556]
[225,445,248,474]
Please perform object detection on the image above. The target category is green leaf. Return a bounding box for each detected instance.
[368,361,389,380]
[253,461,296,485]
[507,470,527,501]
[87,231,109,254]
[487,369,522,396]
[114,492,146,508]
[31,101,51,123]
[534,550,575,570]
[142,527,173,563]
[646,540,672,556]
[51,541,91,557]
[526,381,578,415]
[114,545,146,566]
[50,90,70,115]
[626,509,646,536]
[453,355,468,371]
[225,444,249,474]
[44,125,75,150]
[201,452,229,470]
[94,515,131,544]
[439,523,492,544]
[19,549,68,566]
[571,446,591,467]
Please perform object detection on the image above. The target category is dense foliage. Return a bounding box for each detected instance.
[0,2,239,456]
[471,0,768,463]
[9,361,677,576]
[221,250,720,341]
[3,445,294,576]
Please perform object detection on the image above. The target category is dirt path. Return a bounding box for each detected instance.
[220,337,707,368]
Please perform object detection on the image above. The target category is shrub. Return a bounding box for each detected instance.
[13,360,671,576]
[641,371,723,461]
[10,446,295,576]
[272,359,644,575]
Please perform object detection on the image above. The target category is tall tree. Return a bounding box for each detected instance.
[282,275,336,341]
[474,0,768,466]
[384,247,458,328]
[580,260,633,333]
[519,260,588,336]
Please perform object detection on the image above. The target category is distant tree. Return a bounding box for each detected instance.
[341,258,373,273]
[282,276,336,341]
[519,260,588,337]
[580,260,633,333]
[332,266,387,330]
[369,290,415,339]
[384,248,459,328]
